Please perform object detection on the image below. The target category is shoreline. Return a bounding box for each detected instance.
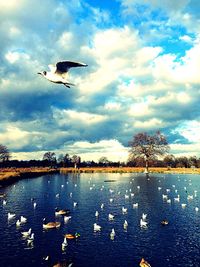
[0,167,200,188]
[0,168,59,187]
[60,167,200,174]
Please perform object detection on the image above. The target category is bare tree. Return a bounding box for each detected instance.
[129,131,169,173]
[43,152,56,167]
[71,155,81,169]
[98,156,110,166]
[0,144,11,162]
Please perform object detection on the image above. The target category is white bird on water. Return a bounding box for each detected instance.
[110,228,115,239]
[108,213,114,220]
[8,212,16,220]
[123,220,128,229]
[140,219,148,228]
[94,223,101,232]
[38,60,87,88]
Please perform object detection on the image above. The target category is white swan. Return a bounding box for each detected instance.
[100,203,104,209]
[94,223,101,232]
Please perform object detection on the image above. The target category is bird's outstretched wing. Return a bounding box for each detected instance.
[56,61,87,74]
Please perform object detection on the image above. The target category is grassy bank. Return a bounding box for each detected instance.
[0,168,59,187]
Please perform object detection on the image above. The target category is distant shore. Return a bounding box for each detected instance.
[0,167,200,188]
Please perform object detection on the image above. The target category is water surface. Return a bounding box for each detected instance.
[0,172,200,266]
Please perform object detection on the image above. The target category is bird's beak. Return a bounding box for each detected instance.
[37,72,42,75]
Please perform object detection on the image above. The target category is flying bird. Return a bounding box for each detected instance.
[38,60,87,87]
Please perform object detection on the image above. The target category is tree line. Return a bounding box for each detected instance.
[0,131,199,169]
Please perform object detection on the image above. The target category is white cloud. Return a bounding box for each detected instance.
[133,118,164,129]
[62,139,129,162]
[53,108,107,126]
[173,120,200,143]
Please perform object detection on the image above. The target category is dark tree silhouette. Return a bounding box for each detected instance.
[0,144,11,163]
[129,131,169,173]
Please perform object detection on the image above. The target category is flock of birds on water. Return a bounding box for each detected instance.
[1,174,200,267]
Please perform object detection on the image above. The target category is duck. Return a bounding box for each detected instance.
[140,258,151,267]
[55,208,70,216]
[8,212,16,220]
[108,213,114,220]
[27,233,34,245]
[43,218,61,229]
[161,220,169,226]
[93,223,101,232]
[21,228,32,237]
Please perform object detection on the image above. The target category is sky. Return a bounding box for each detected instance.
[1,0,200,162]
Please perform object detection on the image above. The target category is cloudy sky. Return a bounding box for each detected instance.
[1,0,200,162]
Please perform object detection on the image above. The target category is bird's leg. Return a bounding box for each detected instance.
[64,84,70,88]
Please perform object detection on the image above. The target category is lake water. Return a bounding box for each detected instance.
[0,172,200,267]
